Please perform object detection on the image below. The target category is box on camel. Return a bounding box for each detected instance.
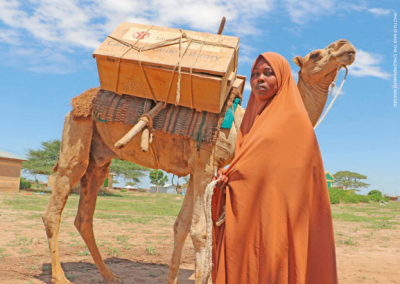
[93,22,242,113]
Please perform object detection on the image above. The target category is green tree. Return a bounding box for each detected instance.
[333,171,370,192]
[22,139,61,180]
[149,170,169,193]
[110,159,149,187]
[368,190,382,196]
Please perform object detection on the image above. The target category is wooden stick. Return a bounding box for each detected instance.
[140,128,150,152]
[114,102,164,149]
[218,17,226,35]
[140,100,153,152]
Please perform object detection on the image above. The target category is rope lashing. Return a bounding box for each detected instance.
[106,30,237,109]
[139,113,154,132]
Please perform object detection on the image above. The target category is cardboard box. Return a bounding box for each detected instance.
[93,22,240,113]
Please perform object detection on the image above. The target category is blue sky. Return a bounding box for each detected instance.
[0,0,398,195]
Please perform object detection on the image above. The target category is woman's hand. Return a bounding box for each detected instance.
[211,169,229,193]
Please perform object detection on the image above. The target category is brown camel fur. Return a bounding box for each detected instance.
[42,39,356,284]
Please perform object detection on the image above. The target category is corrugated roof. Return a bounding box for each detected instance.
[0,150,27,161]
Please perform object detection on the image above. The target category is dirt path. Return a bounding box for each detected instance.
[0,193,399,283]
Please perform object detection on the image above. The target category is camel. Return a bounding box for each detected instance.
[42,39,356,284]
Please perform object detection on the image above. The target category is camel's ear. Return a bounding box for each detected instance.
[292,56,303,68]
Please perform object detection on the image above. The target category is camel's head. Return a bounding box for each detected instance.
[293,39,356,86]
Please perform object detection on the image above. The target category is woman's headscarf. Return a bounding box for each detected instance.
[212,52,338,283]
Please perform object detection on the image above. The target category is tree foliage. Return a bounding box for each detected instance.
[149,170,169,193]
[109,159,150,186]
[22,139,60,177]
[22,140,149,187]
[19,177,31,189]
[367,190,382,196]
[333,171,370,191]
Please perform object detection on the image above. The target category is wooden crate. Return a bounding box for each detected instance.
[93,22,239,113]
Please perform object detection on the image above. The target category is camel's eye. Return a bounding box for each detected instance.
[310,53,319,60]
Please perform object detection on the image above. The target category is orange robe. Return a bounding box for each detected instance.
[212,52,338,284]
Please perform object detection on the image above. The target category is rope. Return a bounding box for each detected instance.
[138,112,159,167]
[112,26,154,97]
[189,33,208,109]
[139,113,154,131]
[314,66,348,129]
[149,136,160,168]
[106,30,237,109]
[203,177,219,284]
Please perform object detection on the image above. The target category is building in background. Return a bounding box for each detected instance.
[150,184,176,194]
[325,171,335,189]
[0,151,27,192]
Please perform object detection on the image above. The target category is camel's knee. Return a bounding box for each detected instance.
[190,225,207,247]
[174,215,191,233]
[42,211,60,238]
[74,212,93,234]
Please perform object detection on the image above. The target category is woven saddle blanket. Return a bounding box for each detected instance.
[89,88,241,145]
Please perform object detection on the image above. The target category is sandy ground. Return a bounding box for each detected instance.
[0,192,399,284]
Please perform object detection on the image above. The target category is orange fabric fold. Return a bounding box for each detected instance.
[211,52,338,284]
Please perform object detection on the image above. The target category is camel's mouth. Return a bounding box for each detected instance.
[330,50,355,65]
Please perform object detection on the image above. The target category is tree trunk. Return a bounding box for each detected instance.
[156,185,159,193]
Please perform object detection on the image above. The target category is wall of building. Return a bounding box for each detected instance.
[0,158,22,192]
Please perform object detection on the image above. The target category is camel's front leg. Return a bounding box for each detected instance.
[189,155,215,284]
[42,114,93,284]
[74,156,122,284]
[168,175,195,284]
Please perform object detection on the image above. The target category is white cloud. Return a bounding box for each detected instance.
[348,49,391,80]
[0,0,275,51]
[344,4,392,17]
[3,45,78,74]
[368,8,391,17]
[0,0,392,76]
[0,28,19,44]
[283,0,334,24]
[239,55,255,65]
[0,0,276,73]
[244,81,251,91]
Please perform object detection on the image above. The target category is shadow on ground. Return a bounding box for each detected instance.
[36,257,195,283]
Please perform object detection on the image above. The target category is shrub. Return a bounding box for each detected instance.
[368,190,382,197]
[342,194,360,204]
[20,178,31,189]
[358,195,370,203]
[329,187,370,204]
[328,188,342,204]
[369,193,383,202]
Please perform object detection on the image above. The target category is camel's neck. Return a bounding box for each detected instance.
[297,73,332,99]
[297,73,332,125]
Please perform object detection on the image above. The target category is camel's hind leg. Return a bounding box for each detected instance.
[42,113,93,284]
[74,139,121,283]
[168,175,194,284]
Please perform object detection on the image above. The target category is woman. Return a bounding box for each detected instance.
[211,52,338,283]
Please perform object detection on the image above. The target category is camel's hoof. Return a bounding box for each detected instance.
[51,275,73,284]
[104,275,123,284]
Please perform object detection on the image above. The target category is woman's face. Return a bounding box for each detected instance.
[250,57,278,101]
